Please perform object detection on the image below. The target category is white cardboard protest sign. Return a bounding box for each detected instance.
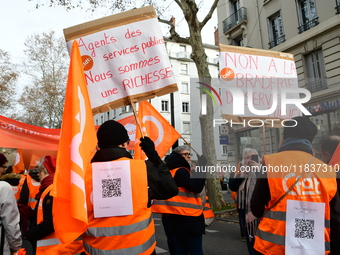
[219,45,303,122]
[64,6,178,114]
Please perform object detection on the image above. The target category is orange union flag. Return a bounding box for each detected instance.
[134,101,180,160]
[13,149,25,173]
[51,40,97,244]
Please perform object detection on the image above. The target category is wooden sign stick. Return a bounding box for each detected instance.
[130,100,144,139]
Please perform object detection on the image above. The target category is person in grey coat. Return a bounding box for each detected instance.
[0,153,22,254]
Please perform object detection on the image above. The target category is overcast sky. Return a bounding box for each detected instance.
[1,1,217,65]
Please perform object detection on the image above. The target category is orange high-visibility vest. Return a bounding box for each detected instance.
[203,196,214,219]
[13,174,26,202]
[26,174,40,210]
[254,151,336,255]
[36,185,84,255]
[83,158,156,255]
[151,167,203,216]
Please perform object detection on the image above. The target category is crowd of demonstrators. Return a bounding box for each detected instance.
[18,167,41,238]
[24,155,84,255]
[152,145,207,255]
[251,116,340,255]
[0,153,22,254]
[83,120,178,255]
[229,148,260,255]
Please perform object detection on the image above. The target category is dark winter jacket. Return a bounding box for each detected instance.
[0,173,21,186]
[165,151,206,235]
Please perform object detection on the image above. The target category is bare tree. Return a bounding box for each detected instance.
[28,0,225,207]
[0,50,18,115]
[18,31,68,128]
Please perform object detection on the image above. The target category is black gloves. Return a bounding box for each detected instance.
[197,154,207,166]
[139,136,159,161]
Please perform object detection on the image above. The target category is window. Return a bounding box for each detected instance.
[231,0,241,22]
[161,100,169,112]
[305,50,327,93]
[96,119,98,125]
[268,12,285,48]
[183,121,191,134]
[179,45,187,52]
[107,111,110,121]
[222,145,228,155]
[181,82,189,94]
[296,0,318,33]
[233,34,244,46]
[336,0,340,14]
[182,102,190,113]
[100,115,103,124]
[180,63,188,75]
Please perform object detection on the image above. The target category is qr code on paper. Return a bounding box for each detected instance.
[294,218,315,239]
[102,178,122,198]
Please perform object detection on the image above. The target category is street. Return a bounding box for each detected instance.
[154,190,250,255]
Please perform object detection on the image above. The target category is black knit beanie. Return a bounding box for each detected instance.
[283,116,317,143]
[97,120,129,148]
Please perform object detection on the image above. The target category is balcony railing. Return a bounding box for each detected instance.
[336,4,340,14]
[223,7,247,34]
[269,35,286,48]
[298,17,319,33]
[306,78,328,93]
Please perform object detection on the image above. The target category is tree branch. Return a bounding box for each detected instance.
[158,18,190,44]
[200,0,219,29]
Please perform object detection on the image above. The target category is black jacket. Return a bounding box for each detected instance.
[165,151,206,235]
[91,147,178,205]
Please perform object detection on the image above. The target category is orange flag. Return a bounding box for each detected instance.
[51,40,97,244]
[12,149,25,173]
[134,101,180,159]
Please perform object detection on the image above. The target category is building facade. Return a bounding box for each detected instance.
[217,0,340,164]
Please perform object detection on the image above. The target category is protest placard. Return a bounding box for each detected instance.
[219,44,308,124]
[64,6,178,114]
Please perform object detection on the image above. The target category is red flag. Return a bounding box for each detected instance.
[134,101,180,159]
[12,149,25,173]
[51,40,97,244]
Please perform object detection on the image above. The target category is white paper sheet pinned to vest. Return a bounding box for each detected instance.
[285,200,325,255]
[92,160,133,218]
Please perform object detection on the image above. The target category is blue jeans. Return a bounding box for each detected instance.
[174,234,203,255]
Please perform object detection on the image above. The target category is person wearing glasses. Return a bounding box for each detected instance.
[152,145,207,255]
[0,153,22,254]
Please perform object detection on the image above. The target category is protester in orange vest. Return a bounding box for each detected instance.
[203,196,215,227]
[25,155,84,254]
[152,145,207,255]
[229,148,260,255]
[0,153,22,254]
[83,120,178,255]
[18,168,41,238]
[251,116,340,255]
[320,135,340,255]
